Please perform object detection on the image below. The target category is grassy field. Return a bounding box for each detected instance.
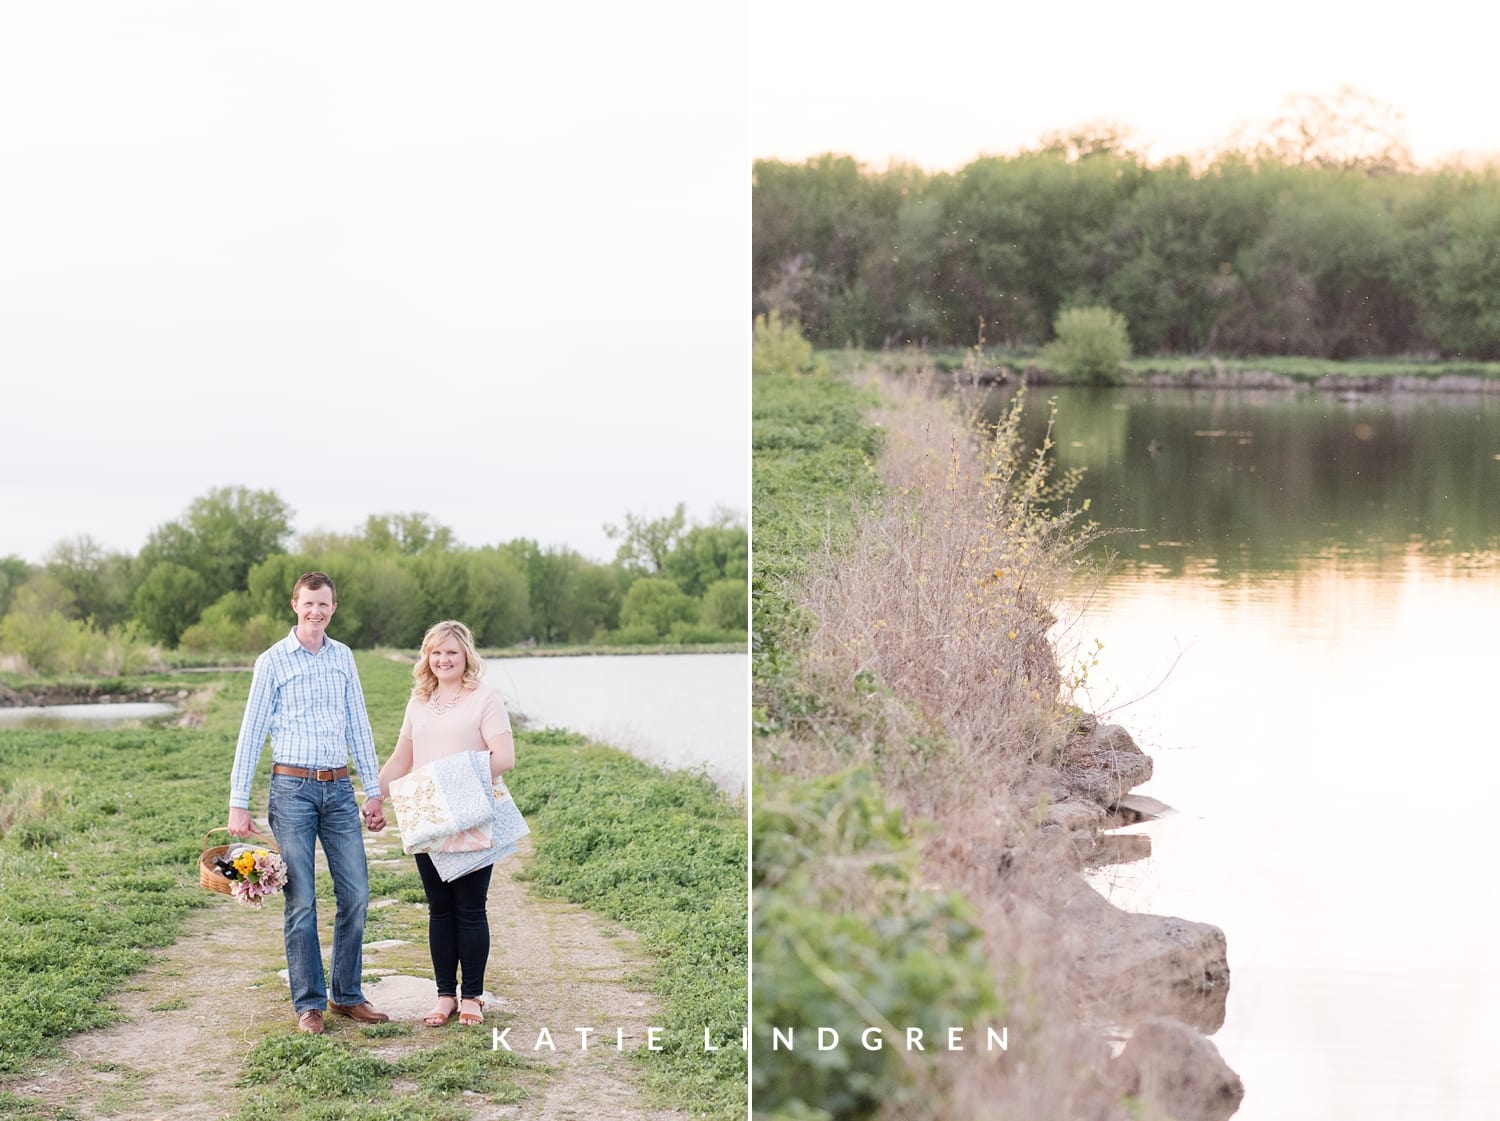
[0,654,746,1118]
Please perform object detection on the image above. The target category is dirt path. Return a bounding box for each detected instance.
[11,833,696,1120]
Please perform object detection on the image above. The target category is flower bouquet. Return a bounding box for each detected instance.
[211,844,288,907]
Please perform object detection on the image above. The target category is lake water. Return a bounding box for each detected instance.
[0,701,178,729]
[1001,386,1500,1120]
[484,652,748,798]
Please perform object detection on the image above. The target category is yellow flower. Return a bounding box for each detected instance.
[233,852,257,877]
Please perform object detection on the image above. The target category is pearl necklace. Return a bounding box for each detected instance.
[427,685,465,715]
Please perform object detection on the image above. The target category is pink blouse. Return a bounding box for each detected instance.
[398,685,513,771]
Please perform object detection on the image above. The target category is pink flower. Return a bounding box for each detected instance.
[229,851,288,907]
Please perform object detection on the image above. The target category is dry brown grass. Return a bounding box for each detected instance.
[786,369,1098,819]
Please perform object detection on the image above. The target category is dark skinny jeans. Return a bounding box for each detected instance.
[414,854,493,1000]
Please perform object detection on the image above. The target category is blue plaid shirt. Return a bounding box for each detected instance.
[229,630,382,809]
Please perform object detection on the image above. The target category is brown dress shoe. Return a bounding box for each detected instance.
[327,1000,390,1024]
[297,1009,325,1034]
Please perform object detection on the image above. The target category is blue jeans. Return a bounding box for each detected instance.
[268,773,370,1014]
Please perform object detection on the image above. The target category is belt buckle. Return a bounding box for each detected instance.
[316,768,335,781]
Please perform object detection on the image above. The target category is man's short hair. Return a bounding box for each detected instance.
[293,571,337,601]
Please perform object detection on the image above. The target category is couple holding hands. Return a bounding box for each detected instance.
[226,571,517,1034]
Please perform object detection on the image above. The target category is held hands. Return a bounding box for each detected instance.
[363,796,386,833]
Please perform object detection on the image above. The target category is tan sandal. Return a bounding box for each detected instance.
[458,997,485,1026]
[423,996,458,1027]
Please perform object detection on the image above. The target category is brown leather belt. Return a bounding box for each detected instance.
[272,764,349,781]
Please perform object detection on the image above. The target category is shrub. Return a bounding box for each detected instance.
[753,311,823,378]
[665,621,740,645]
[611,623,661,646]
[619,577,697,638]
[178,605,281,655]
[1040,305,1131,385]
[0,609,152,676]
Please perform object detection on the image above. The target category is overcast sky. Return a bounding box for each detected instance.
[751,0,1500,170]
[1,3,748,566]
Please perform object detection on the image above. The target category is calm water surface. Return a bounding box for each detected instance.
[0,701,177,729]
[1009,386,1500,1120]
[485,652,747,797]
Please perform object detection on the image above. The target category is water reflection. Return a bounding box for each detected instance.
[992,386,1500,575]
[1008,387,1500,1121]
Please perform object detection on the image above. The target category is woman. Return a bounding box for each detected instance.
[377,619,515,1027]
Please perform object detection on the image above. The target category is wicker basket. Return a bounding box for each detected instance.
[199,826,278,896]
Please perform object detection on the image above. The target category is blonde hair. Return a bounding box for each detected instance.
[412,619,485,700]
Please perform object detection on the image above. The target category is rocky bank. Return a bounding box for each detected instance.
[1032,715,1244,1121]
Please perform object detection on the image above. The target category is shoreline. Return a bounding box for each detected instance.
[826,347,1500,393]
[957,363,1500,393]
[0,681,188,708]
[1036,714,1244,1118]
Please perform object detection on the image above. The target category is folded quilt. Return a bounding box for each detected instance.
[429,766,531,882]
[389,751,495,854]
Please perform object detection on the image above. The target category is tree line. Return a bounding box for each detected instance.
[0,487,747,675]
[753,144,1500,360]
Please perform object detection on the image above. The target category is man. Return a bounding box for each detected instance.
[228,571,390,1034]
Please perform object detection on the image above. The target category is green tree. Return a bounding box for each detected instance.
[1100,158,1265,353]
[501,538,567,644]
[662,522,749,598]
[244,554,320,622]
[360,512,457,554]
[43,535,133,630]
[326,550,427,648]
[131,562,210,646]
[747,147,1500,358]
[501,540,618,645]
[605,503,688,574]
[868,186,950,345]
[944,150,1143,347]
[136,486,294,606]
[699,578,748,634]
[409,549,530,647]
[1217,167,1412,357]
[462,548,532,647]
[752,154,890,340]
[0,555,31,618]
[556,561,624,642]
[1426,188,1500,357]
[618,577,697,639]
